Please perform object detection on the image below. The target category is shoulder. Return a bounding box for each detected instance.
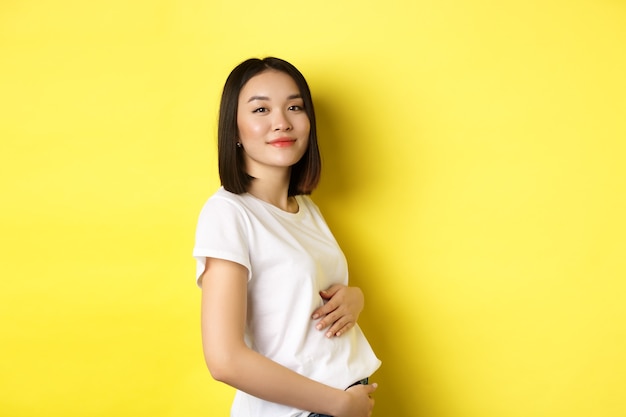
[201,187,247,213]
[208,186,244,204]
[197,187,253,226]
[297,194,324,217]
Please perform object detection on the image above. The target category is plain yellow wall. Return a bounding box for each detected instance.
[2,1,625,416]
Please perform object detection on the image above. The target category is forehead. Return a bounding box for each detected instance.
[239,70,300,101]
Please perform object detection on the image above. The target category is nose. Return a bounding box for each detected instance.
[273,109,292,131]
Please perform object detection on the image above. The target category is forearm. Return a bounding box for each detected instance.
[207,344,348,416]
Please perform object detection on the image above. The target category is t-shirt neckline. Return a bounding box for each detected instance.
[244,193,304,218]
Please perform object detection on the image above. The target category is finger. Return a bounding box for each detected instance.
[310,306,324,320]
[311,300,339,320]
[316,312,340,331]
[319,284,344,299]
[316,307,344,331]
[327,319,353,338]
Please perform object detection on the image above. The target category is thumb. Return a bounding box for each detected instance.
[367,382,378,394]
[320,284,342,298]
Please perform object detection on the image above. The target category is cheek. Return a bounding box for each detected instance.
[237,116,264,139]
[295,116,311,135]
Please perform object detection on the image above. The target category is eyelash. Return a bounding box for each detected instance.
[252,105,304,113]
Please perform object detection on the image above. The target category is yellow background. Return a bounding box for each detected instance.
[2,1,625,416]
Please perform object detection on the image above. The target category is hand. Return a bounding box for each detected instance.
[311,284,364,338]
[337,382,377,417]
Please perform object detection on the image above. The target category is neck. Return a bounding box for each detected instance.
[246,170,298,213]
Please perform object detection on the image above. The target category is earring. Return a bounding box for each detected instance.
[236,142,242,148]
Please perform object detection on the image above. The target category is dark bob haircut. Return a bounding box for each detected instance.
[217,57,321,196]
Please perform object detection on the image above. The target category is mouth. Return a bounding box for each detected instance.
[268,137,297,147]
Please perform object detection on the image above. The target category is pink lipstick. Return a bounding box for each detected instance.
[268,137,296,147]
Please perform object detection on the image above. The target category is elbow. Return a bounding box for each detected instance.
[206,361,230,383]
[204,351,241,384]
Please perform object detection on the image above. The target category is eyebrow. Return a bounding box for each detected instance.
[247,93,302,103]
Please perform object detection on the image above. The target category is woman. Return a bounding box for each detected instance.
[194,57,381,417]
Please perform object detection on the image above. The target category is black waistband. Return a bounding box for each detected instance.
[345,377,369,390]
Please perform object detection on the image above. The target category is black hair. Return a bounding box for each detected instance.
[217,57,321,195]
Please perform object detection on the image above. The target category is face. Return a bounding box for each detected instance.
[237,70,310,178]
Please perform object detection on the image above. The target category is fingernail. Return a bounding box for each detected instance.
[312,314,319,319]
[326,331,333,338]
[316,323,322,330]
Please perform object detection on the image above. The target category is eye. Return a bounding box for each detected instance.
[253,107,268,113]
[288,105,304,111]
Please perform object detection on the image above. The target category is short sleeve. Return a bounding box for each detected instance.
[193,194,252,286]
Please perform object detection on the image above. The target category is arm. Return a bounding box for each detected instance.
[200,258,376,417]
[311,284,364,338]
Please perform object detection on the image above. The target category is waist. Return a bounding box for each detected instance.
[308,379,369,417]
[345,377,369,389]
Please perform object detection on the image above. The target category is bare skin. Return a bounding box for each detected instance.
[312,284,364,338]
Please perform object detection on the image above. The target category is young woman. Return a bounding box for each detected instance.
[193,57,381,417]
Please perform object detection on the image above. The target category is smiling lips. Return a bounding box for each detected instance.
[268,137,296,147]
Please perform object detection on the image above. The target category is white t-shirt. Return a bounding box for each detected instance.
[193,187,381,417]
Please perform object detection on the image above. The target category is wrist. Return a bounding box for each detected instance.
[329,388,351,417]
